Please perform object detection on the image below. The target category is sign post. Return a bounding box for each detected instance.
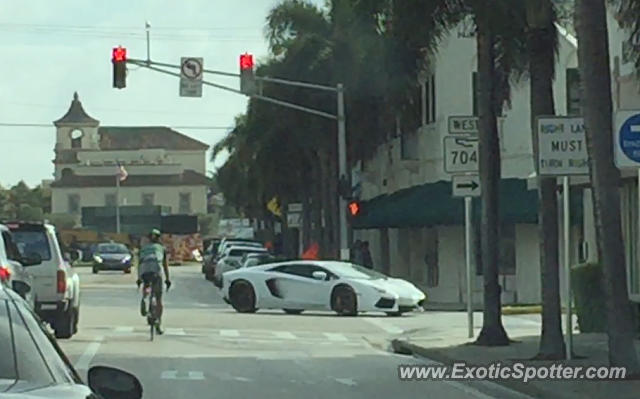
[537,116,589,360]
[180,57,203,97]
[452,175,480,338]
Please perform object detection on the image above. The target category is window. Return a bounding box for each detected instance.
[7,301,55,385]
[10,231,52,261]
[179,193,191,214]
[105,193,117,207]
[69,129,83,149]
[10,299,75,383]
[566,68,582,116]
[2,232,21,261]
[0,301,16,382]
[269,264,335,280]
[423,73,436,125]
[142,193,155,206]
[67,194,80,214]
[423,228,439,287]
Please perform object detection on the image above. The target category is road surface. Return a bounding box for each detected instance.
[58,264,533,399]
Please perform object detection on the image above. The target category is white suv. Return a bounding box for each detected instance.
[6,221,81,339]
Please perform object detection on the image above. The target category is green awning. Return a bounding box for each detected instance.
[353,178,583,229]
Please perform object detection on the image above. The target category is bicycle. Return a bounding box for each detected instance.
[143,282,160,341]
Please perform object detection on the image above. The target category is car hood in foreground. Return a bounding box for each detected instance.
[4,382,93,398]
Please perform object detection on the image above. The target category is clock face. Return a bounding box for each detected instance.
[70,129,84,140]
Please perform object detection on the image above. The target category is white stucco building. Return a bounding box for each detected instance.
[50,93,210,227]
[351,21,584,307]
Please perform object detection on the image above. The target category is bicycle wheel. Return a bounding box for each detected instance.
[148,298,156,341]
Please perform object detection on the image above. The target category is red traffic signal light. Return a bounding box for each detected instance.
[240,53,254,70]
[112,46,127,89]
[112,46,127,62]
[348,201,360,216]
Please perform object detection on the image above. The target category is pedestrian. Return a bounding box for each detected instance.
[351,240,364,265]
[362,241,373,269]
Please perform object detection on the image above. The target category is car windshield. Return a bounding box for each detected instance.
[11,231,52,261]
[97,244,129,254]
[333,263,389,280]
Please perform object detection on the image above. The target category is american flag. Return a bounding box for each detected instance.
[116,162,128,182]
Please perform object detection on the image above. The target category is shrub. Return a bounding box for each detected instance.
[571,263,607,333]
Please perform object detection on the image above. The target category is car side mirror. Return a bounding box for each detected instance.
[312,271,327,281]
[88,366,143,399]
[21,253,42,267]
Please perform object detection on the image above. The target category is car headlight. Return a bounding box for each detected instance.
[122,255,132,263]
[93,255,103,263]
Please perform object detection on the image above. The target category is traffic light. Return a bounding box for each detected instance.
[348,200,360,217]
[239,53,256,95]
[112,46,127,89]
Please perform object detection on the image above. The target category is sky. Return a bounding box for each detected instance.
[0,0,324,187]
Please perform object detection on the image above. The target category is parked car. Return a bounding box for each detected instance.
[240,252,277,268]
[6,221,81,339]
[202,239,221,279]
[221,260,427,316]
[0,224,40,309]
[0,284,143,399]
[213,246,268,287]
[92,242,133,274]
[216,239,263,259]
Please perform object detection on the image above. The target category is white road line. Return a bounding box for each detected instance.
[361,318,404,334]
[323,332,349,342]
[166,328,186,336]
[335,378,358,387]
[74,336,104,370]
[272,331,296,339]
[219,329,240,337]
[114,326,134,333]
[188,371,205,380]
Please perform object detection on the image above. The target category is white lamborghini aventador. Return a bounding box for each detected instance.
[220,260,426,316]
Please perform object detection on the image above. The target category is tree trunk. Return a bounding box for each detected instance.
[575,0,640,372]
[474,8,510,346]
[527,0,566,360]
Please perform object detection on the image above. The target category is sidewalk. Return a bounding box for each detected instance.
[392,312,640,399]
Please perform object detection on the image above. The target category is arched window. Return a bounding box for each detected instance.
[61,168,74,179]
[70,129,84,149]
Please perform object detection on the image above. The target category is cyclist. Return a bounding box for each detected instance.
[136,229,171,335]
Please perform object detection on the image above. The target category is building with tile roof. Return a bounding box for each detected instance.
[50,93,212,228]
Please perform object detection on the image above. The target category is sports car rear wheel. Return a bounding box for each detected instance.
[229,280,257,313]
[331,285,357,316]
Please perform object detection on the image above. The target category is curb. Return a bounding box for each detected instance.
[390,339,585,399]
[502,306,542,315]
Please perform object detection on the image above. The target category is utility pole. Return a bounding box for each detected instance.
[337,84,349,260]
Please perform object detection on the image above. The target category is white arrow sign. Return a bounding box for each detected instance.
[452,175,481,197]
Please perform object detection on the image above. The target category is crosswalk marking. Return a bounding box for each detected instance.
[114,326,134,333]
[220,329,240,337]
[323,332,348,342]
[273,331,296,339]
[166,328,186,336]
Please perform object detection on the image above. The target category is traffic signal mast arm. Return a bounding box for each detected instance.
[126,57,338,120]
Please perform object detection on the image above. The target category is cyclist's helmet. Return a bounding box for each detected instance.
[149,228,161,240]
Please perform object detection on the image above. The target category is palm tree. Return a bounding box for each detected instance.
[575,0,640,371]
[526,0,566,359]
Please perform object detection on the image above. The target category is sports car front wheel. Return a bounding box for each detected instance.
[331,285,357,316]
[229,280,257,313]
